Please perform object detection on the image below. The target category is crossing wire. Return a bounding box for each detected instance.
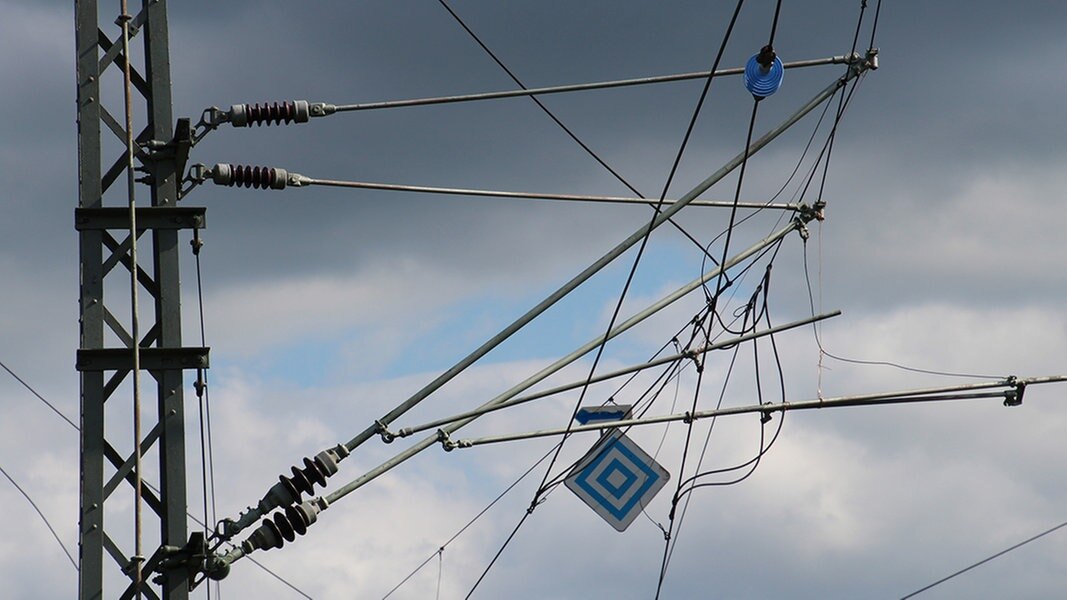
[461,2,750,594]
[4,359,313,598]
[434,0,725,266]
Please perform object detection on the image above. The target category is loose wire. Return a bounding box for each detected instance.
[801,240,1003,380]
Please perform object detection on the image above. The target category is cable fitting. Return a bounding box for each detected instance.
[375,419,397,443]
[437,429,457,452]
[1004,376,1025,407]
[208,163,309,190]
[239,497,329,555]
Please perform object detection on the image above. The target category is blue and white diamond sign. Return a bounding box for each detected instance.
[565,433,669,532]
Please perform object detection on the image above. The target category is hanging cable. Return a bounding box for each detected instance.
[191,228,221,599]
[0,462,78,570]
[526,0,750,551]
[801,241,1003,380]
[868,0,882,50]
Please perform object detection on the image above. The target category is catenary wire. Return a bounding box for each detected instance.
[657,2,784,592]
[459,4,752,591]
[530,0,749,524]
[656,92,762,599]
[900,519,1067,599]
[0,461,78,570]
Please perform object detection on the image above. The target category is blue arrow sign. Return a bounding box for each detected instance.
[574,404,632,425]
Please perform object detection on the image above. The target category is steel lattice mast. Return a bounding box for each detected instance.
[76,0,206,597]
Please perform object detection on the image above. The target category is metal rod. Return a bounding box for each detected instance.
[339,62,868,460]
[399,311,842,437]
[118,3,144,597]
[334,55,851,112]
[451,376,1067,448]
[303,177,796,210]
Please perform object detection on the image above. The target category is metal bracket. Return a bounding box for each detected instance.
[437,429,457,452]
[375,420,397,444]
[76,347,210,371]
[1004,376,1026,407]
[76,206,206,231]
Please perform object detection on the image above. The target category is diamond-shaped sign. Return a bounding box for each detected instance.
[565,433,669,531]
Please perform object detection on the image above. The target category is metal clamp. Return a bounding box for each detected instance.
[375,420,397,444]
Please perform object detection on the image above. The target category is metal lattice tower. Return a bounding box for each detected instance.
[76,1,206,597]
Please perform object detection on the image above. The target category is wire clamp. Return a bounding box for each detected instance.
[437,429,457,452]
[1003,376,1025,407]
[760,405,774,424]
[375,420,397,444]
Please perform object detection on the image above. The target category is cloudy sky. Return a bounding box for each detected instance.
[2,1,1066,598]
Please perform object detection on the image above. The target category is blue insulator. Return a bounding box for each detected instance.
[744,53,784,98]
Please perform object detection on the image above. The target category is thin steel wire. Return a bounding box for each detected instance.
[0,462,78,570]
[900,519,1067,599]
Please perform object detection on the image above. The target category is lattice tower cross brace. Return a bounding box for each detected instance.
[76,1,207,598]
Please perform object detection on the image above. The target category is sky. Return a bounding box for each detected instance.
[1,1,1066,598]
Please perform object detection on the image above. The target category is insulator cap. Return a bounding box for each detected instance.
[230,100,310,127]
[277,447,348,501]
[744,50,784,98]
[211,163,288,190]
[241,498,328,554]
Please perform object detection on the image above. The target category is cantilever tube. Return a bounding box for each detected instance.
[338,60,872,463]
[398,310,843,437]
[333,55,853,112]
[451,376,1067,447]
